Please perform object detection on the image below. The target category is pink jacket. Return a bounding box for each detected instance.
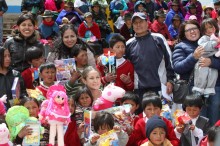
[44,0,64,12]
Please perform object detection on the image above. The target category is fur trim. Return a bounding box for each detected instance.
[11,29,39,44]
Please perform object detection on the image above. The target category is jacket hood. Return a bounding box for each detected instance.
[134,1,146,12]
[11,29,39,44]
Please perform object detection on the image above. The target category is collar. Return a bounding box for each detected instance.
[135,30,151,39]
[116,57,125,68]
[191,116,199,125]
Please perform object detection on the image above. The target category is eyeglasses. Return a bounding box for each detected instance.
[185,27,198,33]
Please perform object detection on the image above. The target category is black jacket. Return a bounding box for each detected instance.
[0,69,27,109]
[4,30,45,73]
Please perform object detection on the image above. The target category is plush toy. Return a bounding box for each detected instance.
[0,95,7,115]
[5,106,29,141]
[0,123,13,146]
[38,85,70,146]
[93,84,125,111]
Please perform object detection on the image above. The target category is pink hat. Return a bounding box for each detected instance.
[189,15,197,20]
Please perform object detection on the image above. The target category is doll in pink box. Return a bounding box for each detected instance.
[39,85,71,146]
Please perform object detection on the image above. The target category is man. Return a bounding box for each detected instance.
[126,12,175,113]
[0,0,7,45]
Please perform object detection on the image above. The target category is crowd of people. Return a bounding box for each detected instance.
[1,0,220,146]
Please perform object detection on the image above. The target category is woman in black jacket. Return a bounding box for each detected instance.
[0,47,27,109]
[4,13,45,73]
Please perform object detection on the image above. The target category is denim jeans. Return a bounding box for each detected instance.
[0,16,3,45]
[200,86,220,126]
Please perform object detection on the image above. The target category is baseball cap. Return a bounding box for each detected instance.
[131,12,147,23]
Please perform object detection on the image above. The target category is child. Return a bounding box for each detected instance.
[97,34,134,91]
[36,62,56,98]
[39,10,60,40]
[192,18,220,98]
[175,95,209,146]
[141,115,172,146]
[81,66,102,101]
[120,12,135,41]
[65,44,88,97]
[199,125,220,146]
[74,86,93,127]
[21,46,45,89]
[84,111,129,146]
[0,47,27,109]
[65,97,84,146]
[203,5,214,18]
[134,92,179,146]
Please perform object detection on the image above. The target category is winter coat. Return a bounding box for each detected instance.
[44,0,64,13]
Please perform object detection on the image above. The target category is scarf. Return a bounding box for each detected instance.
[43,20,55,26]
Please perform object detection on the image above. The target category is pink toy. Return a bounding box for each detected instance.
[0,95,7,115]
[93,84,125,111]
[210,34,220,57]
[39,85,70,146]
[0,123,13,146]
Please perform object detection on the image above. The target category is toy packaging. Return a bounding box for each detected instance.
[101,48,116,75]
[173,109,191,126]
[84,110,93,140]
[98,129,119,146]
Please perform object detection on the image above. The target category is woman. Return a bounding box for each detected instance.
[0,47,27,109]
[47,24,96,68]
[172,20,220,125]
[4,14,45,73]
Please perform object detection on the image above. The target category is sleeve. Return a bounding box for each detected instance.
[165,119,180,146]
[124,62,134,91]
[92,23,101,39]
[174,128,181,139]
[122,0,128,11]
[64,121,81,146]
[86,48,96,68]
[14,135,23,145]
[117,130,129,146]
[192,127,203,142]
[2,0,8,13]
[165,13,172,27]
[74,0,81,8]
[168,25,178,39]
[196,2,203,17]
[18,72,28,98]
[78,23,86,38]
[96,64,108,85]
[172,44,198,74]
[151,22,160,33]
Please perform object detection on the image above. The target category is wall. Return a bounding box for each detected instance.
[6,0,21,13]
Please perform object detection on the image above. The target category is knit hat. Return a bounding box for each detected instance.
[84,12,92,18]
[146,115,167,139]
[131,12,147,23]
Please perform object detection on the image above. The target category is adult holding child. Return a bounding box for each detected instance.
[172,20,220,125]
[4,13,45,73]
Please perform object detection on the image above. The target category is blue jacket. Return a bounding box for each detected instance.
[56,10,82,25]
[165,9,184,28]
[39,22,60,39]
[110,0,128,14]
[168,24,178,39]
[172,40,220,85]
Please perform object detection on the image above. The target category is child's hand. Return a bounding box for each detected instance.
[18,125,33,138]
[176,124,185,134]
[189,124,195,131]
[70,69,81,83]
[90,133,100,144]
[113,125,121,132]
[120,73,131,85]
[125,126,133,135]
[77,122,85,137]
[105,73,117,82]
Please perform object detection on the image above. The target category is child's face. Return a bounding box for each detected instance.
[44,17,52,22]
[92,5,100,13]
[173,19,181,28]
[205,8,212,15]
[189,8,196,14]
[185,106,200,119]
[85,16,93,23]
[24,101,39,118]
[122,99,139,114]
[97,124,111,135]
[78,93,92,107]
[149,127,166,146]
[158,17,165,23]
[205,23,216,36]
[68,98,75,115]
[144,103,161,118]
[40,68,56,86]
[111,41,125,59]
[30,56,45,68]
[3,49,11,69]
[138,4,144,12]
[74,50,88,67]
[83,70,101,90]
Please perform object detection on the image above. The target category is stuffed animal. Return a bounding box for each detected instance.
[0,95,7,115]
[93,84,125,111]
[0,123,13,146]
[5,106,29,141]
[38,85,70,146]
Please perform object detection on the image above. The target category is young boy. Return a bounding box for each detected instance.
[175,95,210,146]
[141,115,172,146]
[21,46,45,89]
[199,125,220,146]
[97,34,134,91]
[134,91,179,146]
[36,62,56,98]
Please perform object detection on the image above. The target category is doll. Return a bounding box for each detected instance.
[0,123,13,146]
[39,85,70,146]
[0,95,7,115]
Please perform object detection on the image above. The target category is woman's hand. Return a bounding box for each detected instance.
[199,57,211,67]
[193,46,204,59]
[18,125,33,138]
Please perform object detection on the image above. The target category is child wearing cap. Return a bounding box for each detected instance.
[39,10,60,41]
[141,115,172,146]
[120,12,134,41]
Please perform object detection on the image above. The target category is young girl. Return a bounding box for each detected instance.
[74,86,93,127]
[141,115,172,146]
[192,18,220,98]
[84,111,129,146]
[82,66,102,101]
[65,44,89,97]
[36,62,56,98]
[175,95,209,146]
[0,47,27,109]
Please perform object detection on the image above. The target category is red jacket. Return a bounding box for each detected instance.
[36,84,49,98]
[64,120,81,146]
[21,67,38,89]
[133,117,180,146]
[78,21,101,39]
[97,59,134,91]
[151,20,172,40]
